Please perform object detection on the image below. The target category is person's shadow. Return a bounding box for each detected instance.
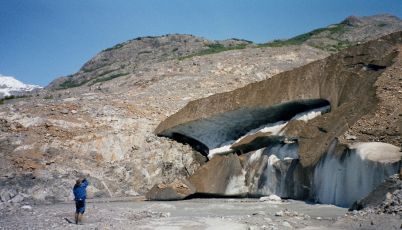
[64,218,74,224]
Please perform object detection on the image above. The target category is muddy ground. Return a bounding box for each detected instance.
[0,197,400,229]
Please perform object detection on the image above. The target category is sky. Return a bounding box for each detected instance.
[0,0,401,86]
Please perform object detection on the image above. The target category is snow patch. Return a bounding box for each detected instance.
[0,75,42,97]
[350,142,401,163]
[292,105,330,122]
[208,144,233,158]
[249,149,263,164]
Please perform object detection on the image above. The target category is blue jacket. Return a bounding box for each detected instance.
[73,179,89,201]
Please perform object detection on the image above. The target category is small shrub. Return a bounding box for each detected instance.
[97,69,116,77]
[258,24,347,48]
[103,43,125,52]
[57,78,91,89]
[88,72,129,86]
[0,95,28,104]
[138,50,152,55]
[179,43,248,60]
[81,63,107,73]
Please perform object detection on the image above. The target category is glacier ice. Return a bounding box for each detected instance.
[243,141,401,207]
[313,142,402,207]
[207,103,401,207]
[254,143,301,197]
[208,105,330,158]
[161,99,330,154]
[163,97,401,207]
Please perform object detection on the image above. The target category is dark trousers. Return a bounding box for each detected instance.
[75,200,86,214]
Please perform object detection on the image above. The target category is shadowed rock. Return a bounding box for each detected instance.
[350,175,402,211]
[145,179,196,201]
[189,154,243,195]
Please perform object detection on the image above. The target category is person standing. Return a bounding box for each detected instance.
[73,178,89,225]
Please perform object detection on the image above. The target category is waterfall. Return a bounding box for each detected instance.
[313,142,401,207]
[256,143,300,197]
[213,105,330,198]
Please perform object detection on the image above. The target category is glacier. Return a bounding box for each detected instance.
[208,105,330,158]
[161,98,401,208]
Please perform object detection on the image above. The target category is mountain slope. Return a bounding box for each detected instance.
[47,14,402,90]
[263,14,402,51]
[47,35,252,89]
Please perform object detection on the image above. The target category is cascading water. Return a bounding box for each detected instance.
[222,105,331,198]
[256,143,300,197]
[313,142,402,207]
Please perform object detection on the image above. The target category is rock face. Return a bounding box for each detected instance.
[145,179,195,201]
[350,174,402,211]
[189,154,245,195]
[155,31,402,207]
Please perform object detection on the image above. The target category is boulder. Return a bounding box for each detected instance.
[10,194,24,203]
[0,191,11,202]
[350,174,402,210]
[260,194,282,202]
[21,205,32,210]
[146,179,195,201]
[231,133,281,154]
[189,153,243,195]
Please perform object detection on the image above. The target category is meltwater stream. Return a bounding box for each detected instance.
[226,140,402,207]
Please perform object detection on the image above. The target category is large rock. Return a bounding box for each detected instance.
[189,154,244,195]
[145,179,196,201]
[10,194,24,203]
[0,191,11,202]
